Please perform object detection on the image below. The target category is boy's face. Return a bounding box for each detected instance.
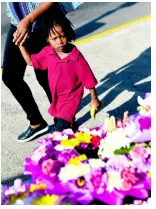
[47,24,68,53]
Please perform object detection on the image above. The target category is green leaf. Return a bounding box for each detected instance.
[114,143,135,155]
[64,202,72,205]
[141,143,148,147]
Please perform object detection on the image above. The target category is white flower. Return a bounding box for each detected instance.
[59,163,90,183]
[78,163,91,176]
[137,94,151,116]
[13,200,24,205]
[78,127,90,133]
[88,159,105,169]
[98,128,131,158]
[49,132,68,141]
[124,120,138,138]
[54,145,73,151]
[89,126,105,138]
[59,164,79,182]
[106,155,130,170]
[98,140,116,158]
[107,170,123,192]
[62,129,74,135]
[104,116,116,132]
[138,94,151,108]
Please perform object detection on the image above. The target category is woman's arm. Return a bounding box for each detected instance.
[13,2,55,45]
[23,2,55,24]
[19,46,32,66]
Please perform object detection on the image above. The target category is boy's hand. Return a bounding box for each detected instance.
[90,99,103,119]
[90,98,101,110]
[13,17,31,46]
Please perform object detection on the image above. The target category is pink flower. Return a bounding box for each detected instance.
[90,172,102,190]
[116,120,123,128]
[130,144,149,160]
[121,181,132,191]
[85,169,105,194]
[121,168,138,191]
[31,147,47,163]
[133,200,143,205]
[41,159,58,177]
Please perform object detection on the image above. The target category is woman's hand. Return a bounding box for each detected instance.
[13,17,31,46]
[12,3,55,46]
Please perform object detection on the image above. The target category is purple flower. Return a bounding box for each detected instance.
[128,114,151,143]
[86,168,106,194]
[37,137,53,147]
[78,143,89,149]
[41,159,61,177]
[131,157,151,173]
[90,125,106,138]
[1,185,9,205]
[67,177,93,205]
[138,117,151,131]
[57,149,79,164]
[106,155,130,171]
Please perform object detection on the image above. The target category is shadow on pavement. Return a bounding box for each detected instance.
[1,125,55,186]
[75,2,137,39]
[77,47,151,126]
[1,174,31,186]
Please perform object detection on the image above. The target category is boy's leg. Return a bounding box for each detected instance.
[2,24,48,141]
[53,117,78,132]
[71,120,79,133]
[53,118,71,132]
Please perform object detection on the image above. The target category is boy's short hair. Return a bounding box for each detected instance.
[40,7,76,42]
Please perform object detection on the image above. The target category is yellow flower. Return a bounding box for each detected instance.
[61,138,79,148]
[68,154,87,166]
[60,132,92,149]
[8,193,27,205]
[75,132,92,143]
[29,183,46,193]
[123,111,129,122]
[32,194,58,205]
[137,106,150,112]
[147,172,151,178]
[77,178,85,187]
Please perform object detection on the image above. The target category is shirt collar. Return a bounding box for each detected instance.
[46,45,80,62]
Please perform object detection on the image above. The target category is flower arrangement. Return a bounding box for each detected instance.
[1,93,151,205]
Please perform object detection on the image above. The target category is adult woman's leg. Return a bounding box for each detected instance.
[28,28,52,103]
[2,24,48,141]
[28,3,64,104]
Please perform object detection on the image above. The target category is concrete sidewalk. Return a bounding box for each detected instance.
[1,18,151,185]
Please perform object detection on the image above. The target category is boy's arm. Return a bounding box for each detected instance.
[90,88,98,100]
[90,88,101,110]
[19,46,32,66]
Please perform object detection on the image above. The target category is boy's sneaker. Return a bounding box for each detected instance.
[18,121,49,142]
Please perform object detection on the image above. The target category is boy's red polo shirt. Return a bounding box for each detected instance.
[31,45,98,122]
